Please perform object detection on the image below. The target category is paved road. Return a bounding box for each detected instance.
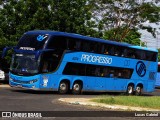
[0,83,160,120]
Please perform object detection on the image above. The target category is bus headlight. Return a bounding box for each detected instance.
[29,79,38,84]
[9,77,13,81]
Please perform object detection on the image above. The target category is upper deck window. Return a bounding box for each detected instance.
[17,34,49,50]
[158,65,160,72]
[46,35,157,62]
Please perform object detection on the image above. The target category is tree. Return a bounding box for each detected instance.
[91,0,160,42]
[49,0,102,37]
[0,0,53,42]
[0,0,100,42]
[103,28,142,46]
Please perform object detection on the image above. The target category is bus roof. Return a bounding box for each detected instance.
[25,30,158,52]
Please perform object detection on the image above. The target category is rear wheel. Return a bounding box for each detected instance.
[58,81,69,94]
[135,86,142,96]
[126,85,134,95]
[72,82,82,95]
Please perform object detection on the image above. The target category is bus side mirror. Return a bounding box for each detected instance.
[2,46,17,58]
[2,47,11,58]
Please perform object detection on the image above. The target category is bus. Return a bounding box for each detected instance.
[155,62,160,87]
[2,30,158,95]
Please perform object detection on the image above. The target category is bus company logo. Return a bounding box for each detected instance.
[136,61,146,77]
[37,35,47,41]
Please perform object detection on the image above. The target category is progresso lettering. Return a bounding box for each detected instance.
[20,47,35,51]
[81,54,112,64]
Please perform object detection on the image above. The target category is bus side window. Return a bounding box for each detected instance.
[42,62,48,73]
[104,48,109,54]
[82,41,90,52]
[75,40,81,50]
[66,38,75,50]
[95,67,100,76]
[102,67,110,77]
[158,65,160,72]
[104,45,110,54]
[90,42,96,52]
[97,43,102,53]
[114,47,121,56]
[127,49,135,58]
[109,46,114,55]
[135,50,141,59]
[140,51,146,60]
[122,48,127,57]
[131,50,136,58]
[63,63,86,76]
[101,44,105,54]
[152,52,157,61]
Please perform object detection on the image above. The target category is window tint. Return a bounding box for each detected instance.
[47,36,67,50]
[40,51,59,73]
[18,34,48,50]
[63,63,86,75]
[158,65,160,72]
[47,36,157,62]
[121,48,157,62]
[63,62,133,79]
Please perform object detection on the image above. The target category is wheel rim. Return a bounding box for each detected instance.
[128,86,133,94]
[73,84,80,91]
[60,83,66,91]
[136,86,141,95]
[136,87,140,92]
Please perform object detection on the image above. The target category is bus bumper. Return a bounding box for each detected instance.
[9,74,40,90]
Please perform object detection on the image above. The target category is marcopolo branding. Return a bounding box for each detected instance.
[81,54,112,64]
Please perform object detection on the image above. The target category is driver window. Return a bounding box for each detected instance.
[42,61,49,73]
[41,52,59,73]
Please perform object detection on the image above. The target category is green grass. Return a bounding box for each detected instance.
[91,96,160,109]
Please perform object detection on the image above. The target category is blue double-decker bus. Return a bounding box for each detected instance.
[2,30,158,95]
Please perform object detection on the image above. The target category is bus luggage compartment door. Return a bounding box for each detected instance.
[95,77,114,91]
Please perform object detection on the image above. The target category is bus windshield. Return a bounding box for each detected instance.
[10,54,39,76]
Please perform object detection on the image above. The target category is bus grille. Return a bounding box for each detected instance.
[149,72,156,80]
[13,79,30,84]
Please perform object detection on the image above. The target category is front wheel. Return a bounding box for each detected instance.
[72,82,82,95]
[135,86,142,96]
[126,85,134,95]
[58,81,69,94]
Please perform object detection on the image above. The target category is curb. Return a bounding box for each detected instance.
[0,84,10,88]
[59,98,160,111]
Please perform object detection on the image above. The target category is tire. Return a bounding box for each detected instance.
[126,85,134,95]
[58,81,69,94]
[72,82,82,95]
[135,86,142,96]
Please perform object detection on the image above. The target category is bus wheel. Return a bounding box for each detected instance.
[58,81,69,94]
[72,82,82,95]
[126,85,134,95]
[135,86,142,96]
